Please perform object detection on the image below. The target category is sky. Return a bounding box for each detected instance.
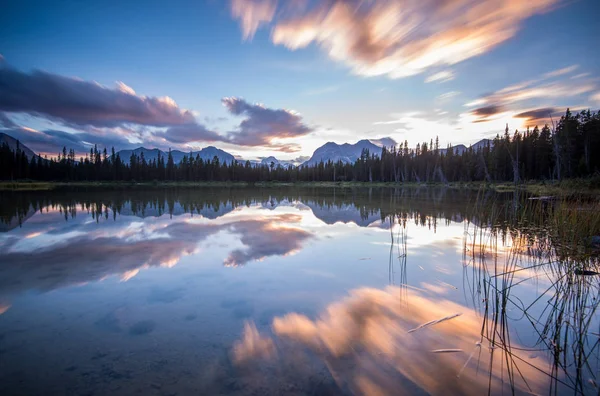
[1,0,599,160]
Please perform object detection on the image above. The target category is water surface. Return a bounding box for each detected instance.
[0,187,597,395]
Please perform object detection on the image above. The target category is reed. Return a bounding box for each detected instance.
[462,188,600,394]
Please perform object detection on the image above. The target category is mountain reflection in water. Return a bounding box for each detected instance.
[0,187,597,395]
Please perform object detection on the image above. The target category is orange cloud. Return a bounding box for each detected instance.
[233,0,559,78]
[230,0,277,40]
[233,286,550,395]
[464,64,596,125]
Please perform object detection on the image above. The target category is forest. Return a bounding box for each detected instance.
[1,109,599,183]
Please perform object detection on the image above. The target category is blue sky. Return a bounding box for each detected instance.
[1,0,599,160]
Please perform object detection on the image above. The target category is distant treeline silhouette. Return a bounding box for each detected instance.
[1,109,599,183]
[0,185,518,234]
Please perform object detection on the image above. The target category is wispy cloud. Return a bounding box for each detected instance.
[0,112,17,128]
[425,71,454,84]
[543,64,578,78]
[232,0,558,79]
[1,126,140,156]
[230,0,277,40]
[464,65,596,123]
[437,91,460,101]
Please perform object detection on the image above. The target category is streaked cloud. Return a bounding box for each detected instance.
[572,72,590,79]
[0,112,17,128]
[437,91,460,101]
[233,286,547,395]
[425,71,454,83]
[514,107,561,126]
[543,64,578,78]
[230,0,277,40]
[222,97,313,152]
[233,0,558,79]
[0,66,196,128]
[464,65,596,123]
[470,105,506,122]
[1,126,140,156]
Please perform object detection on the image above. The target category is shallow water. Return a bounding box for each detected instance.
[0,187,597,395]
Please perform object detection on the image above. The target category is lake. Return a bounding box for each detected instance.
[0,187,598,395]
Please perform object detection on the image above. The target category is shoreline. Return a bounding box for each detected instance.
[1,179,599,197]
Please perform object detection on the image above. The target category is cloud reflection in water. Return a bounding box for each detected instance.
[233,286,548,395]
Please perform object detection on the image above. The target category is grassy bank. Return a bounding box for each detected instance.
[1,177,599,197]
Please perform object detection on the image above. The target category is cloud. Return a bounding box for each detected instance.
[222,97,313,151]
[234,0,558,79]
[233,322,276,364]
[232,286,547,395]
[467,71,595,108]
[437,91,460,101]
[543,64,578,78]
[293,155,310,163]
[1,127,139,156]
[0,208,314,299]
[591,92,600,104]
[425,71,454,83]
[224,214,312,266]
[572,73,590,79]
[0,112,17,128]
[158,123,227,145]
[0,66,196,128]
[469,105,507,123]
[230,0,277,40]
[472,105,504,117]
[514,107,561,126]
[464,66,597,125]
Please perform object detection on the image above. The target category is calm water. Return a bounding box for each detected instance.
[0,187,597,395]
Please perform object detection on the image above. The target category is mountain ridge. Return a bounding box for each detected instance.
[0,132,494,167]
[0,133,37,159]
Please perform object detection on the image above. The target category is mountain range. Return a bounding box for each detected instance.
[116,146,235,164]
[302,139,391,166]
[0,132,493,167]
[439,138,493,155]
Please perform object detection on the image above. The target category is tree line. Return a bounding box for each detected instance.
[1,109,599,183]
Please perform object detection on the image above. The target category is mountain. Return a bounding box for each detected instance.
[439,139,493,155]
[472,138,493,151]
[260,156,300,168]
[0,133,37,159]
[0,130,494,166]
[116,148,164,163]
[116,146,235,164]
[369,137,397,148]
[302,139,389,166]
[171,146,235,164]
[197,146,235,164]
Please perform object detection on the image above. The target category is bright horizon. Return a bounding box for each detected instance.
[1,0,599,160]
